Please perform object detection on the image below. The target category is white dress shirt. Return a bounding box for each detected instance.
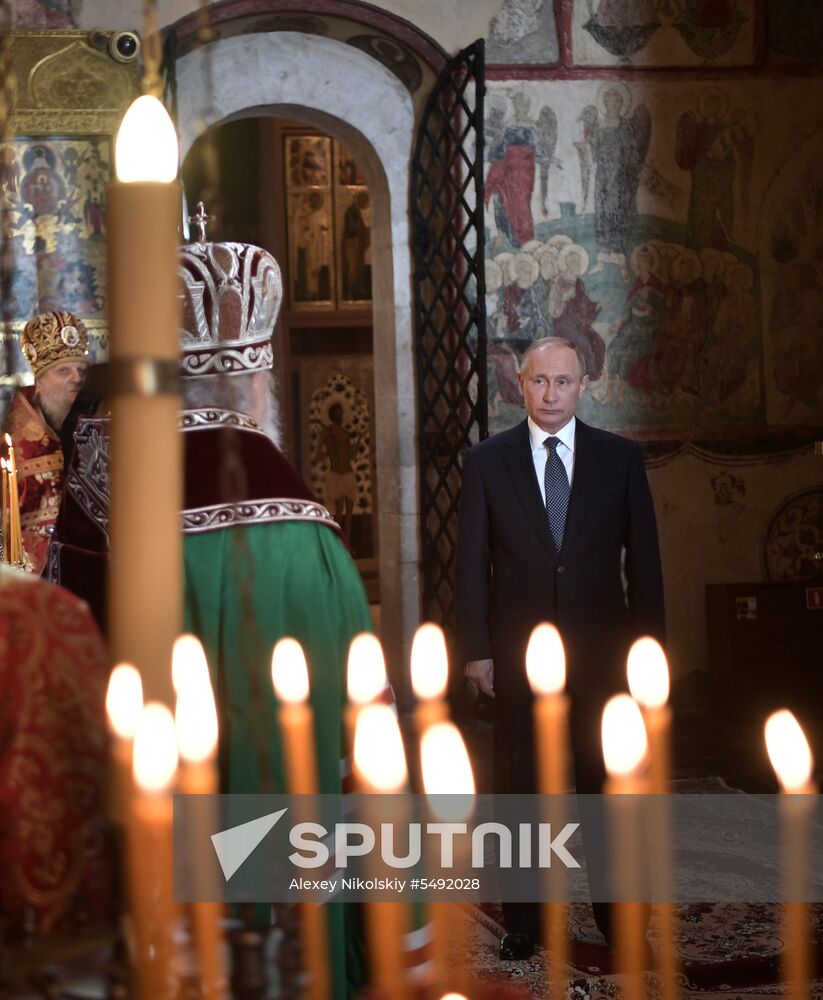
[527,415,576,505]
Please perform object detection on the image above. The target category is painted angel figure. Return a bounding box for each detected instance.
[577,83,651,281]
[534,105,559,218]
[574,105,598,214]
[485,93,559,248]
[675,88,754,250]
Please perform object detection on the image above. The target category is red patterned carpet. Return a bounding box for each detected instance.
[461,778,823,998]
[465,899,823,998]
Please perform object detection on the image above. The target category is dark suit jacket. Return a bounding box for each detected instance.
[456,417,665,702]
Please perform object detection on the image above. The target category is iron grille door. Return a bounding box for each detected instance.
[412,40,487,634]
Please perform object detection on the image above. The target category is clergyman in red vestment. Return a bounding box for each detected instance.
[0,564,111,932]
[2,311,88,573]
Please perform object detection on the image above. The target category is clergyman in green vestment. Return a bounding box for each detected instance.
[48,237,373,997]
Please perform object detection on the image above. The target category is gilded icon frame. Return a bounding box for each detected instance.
[283,130,373,312]
[0,30,139,385]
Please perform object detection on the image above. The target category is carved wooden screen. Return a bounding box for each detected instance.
[412,40,487,634]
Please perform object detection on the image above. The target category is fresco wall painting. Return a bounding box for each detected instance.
[484,79,773,447]
[483,0,823,682]
[570,0,756,68]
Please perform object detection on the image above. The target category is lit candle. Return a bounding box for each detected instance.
[627,638,677,1000]
[765,709,816,1000]
[172,632,211,696]
[130,702,179,1000]
[174,635,227,1000]
[175,635,218,794]
[526,624,568,794]
[4,435,21,564]
[346,632,388,764]
[105,663,143,825]
[107,94,181,706]
[602,694,649,1000]
[271,637,329,1000]
[526,624,569,998]
[627,638,670,796]
[272,638,318,795]
[354,704,409,1000]
[1,455,8,562]
[421,721,475,996]
[411,623,449,739]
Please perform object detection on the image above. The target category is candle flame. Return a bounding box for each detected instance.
[133,702,179,792]
[172,633,211,693]
[105,663,143,740]
[347,633,387,705]
[765,709,814,792]
[440,995,469,1000]
[353,704,407,791]
[175,673,218,764]
[601,694,648,778]
[271,637,310,704]
[526,623,566,696]
[422,722,475,822]
[3,433,10,446]
[626,637,670,709]
[115,94,179,183]
[411,623,449,701]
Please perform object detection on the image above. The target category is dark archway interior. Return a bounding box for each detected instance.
[182,116,381,607]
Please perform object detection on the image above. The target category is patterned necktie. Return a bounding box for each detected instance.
[544,436,569,552]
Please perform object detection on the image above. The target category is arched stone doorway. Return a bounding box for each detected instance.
[174,30,420,693]
[182,113,381,597]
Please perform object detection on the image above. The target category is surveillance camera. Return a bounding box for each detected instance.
[108,30,141,63]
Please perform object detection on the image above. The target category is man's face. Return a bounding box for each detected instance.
[37,361,87,413]
[518,345,587,434]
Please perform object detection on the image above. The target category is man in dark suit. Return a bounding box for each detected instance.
[456,336,665,957]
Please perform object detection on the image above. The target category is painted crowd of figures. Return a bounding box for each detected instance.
[486,235,757,416]
[483,80,759,430]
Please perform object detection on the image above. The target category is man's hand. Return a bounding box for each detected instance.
[465,658,495,698]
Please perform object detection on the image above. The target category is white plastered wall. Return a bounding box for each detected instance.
[175,31,420,694]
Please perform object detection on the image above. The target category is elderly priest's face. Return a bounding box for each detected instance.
[37,361,88,430]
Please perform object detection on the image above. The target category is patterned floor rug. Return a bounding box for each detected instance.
[465,899,823,998]
[462,778,823,998]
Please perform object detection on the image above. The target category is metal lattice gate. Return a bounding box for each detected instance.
[412,40,486,636]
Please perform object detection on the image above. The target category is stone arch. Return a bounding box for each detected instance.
[175,31,419,691]
[167,0,447,80]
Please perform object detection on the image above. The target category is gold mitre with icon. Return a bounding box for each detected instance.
[20,310,89,378]
[178,208,283,378]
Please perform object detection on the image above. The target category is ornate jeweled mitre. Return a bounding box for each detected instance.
[178,241,283,378]
[20,310,89,378]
